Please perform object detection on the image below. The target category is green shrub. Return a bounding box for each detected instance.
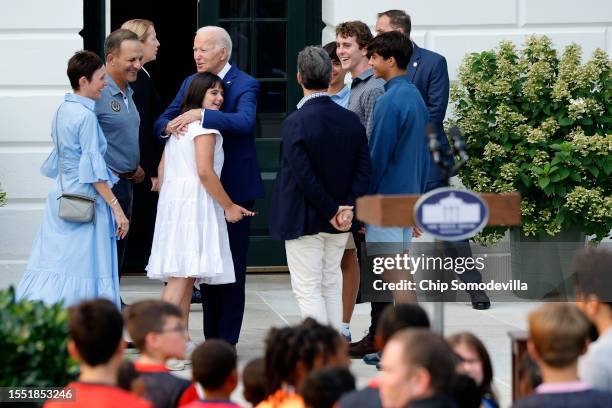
[0,286,78,387]
[0,183,5,207]
[449,35,612,245]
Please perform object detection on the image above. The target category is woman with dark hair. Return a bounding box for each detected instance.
[146,72,253,350]
[17,51,129,308]
[448,332,499,408]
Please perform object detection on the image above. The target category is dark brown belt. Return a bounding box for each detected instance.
[114,170,136,179]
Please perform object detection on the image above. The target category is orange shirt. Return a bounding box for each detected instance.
[255,390,305,408]
[44,382,152,408]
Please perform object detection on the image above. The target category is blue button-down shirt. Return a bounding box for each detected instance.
[330,85,350,108]
[369,75,431,195]
[95,74,140,173]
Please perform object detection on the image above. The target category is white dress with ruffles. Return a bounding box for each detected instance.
[146,122,235,285]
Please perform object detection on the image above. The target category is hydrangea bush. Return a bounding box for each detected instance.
[449,35,612,245]
[0,183,5,207]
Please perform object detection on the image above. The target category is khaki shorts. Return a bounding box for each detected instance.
[345,233,356,250]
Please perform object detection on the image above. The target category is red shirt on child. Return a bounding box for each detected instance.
[44,382,152,408]
[181,400,242,408]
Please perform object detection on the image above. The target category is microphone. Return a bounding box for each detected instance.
[426,124,441,165]
[449,126,469,170]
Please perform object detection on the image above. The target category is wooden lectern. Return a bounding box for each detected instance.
[357,193,522,228]
[356,191,522,332]
[356,126,524,398]
[357,191,522,400]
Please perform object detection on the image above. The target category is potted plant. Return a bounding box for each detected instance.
[448,35,611,298]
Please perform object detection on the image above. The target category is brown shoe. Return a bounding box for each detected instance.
[348,332,376,358]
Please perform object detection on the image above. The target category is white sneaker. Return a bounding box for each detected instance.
[341,331,352,343]
[340,323,351,343]
[185,341,198,359]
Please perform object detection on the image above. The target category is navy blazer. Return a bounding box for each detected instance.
[513,389,612,408]
[269,96,371,241]
[408,43,454,186]
[154,65,264,202]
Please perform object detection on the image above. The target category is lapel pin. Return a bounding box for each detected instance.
[413,62,418,68]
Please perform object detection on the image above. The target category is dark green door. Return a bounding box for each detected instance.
[198,0,322,268]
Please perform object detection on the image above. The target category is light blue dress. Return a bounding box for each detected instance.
[16,93,120,308]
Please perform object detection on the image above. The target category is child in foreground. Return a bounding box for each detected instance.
[44,299,151,408]
[125,300,196,408]
[513,303,612,407]
[181,339,241,408]
[258,318,349,408]
[242,357,266,407]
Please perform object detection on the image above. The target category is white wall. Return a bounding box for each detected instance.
[323,0,612,249]
[323,0,612,80]
[0,0,82,287]
[1,0,611,289]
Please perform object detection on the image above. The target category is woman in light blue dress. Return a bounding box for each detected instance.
[17,51,130,309]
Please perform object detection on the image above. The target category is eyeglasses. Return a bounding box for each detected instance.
[156,324,188,336]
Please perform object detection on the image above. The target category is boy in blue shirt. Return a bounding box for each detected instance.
[367,31,431,203]
[365,32,431,259]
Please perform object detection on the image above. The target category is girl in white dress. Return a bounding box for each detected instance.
[147,72,253,339]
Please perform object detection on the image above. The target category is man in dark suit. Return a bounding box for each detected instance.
[154,26,264,346]
[377,9,490,302]
[269,46,371,328]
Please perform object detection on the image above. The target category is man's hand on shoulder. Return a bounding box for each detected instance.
[167,109,202,138]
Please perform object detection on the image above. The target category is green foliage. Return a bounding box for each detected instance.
[0,183,6,207]
[449,35,612,244]
[0,286,78,387]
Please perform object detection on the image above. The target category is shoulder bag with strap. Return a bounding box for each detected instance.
[53,106,96,223]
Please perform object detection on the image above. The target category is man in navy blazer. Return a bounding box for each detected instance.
[270,46,371,328]
[154,26,264,345]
